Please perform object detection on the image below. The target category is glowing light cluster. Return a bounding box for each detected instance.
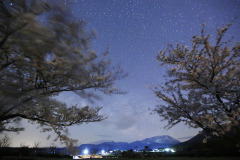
[101,150,105,154]
[83,149,89,155]
[164,148,176,152]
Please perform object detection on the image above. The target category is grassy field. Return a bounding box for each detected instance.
[96,158,240,160]
[1,157,240,160]
[86,158,240,160]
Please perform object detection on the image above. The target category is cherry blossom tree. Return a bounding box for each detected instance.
[154,23,240,145]
[0,134,12,147]
[0,0,125,146]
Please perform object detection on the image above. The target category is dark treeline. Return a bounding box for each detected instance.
[0,147,71,158]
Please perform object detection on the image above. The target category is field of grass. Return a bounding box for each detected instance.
[87,158,240,160]
[1,157,240,160]
[100,158,239,160]
[0,156,71,160]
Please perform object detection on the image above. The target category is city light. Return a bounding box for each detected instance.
[164,148,171,152]
[101,150,105,154]
[83,149,89,155]
[163,148,175,153]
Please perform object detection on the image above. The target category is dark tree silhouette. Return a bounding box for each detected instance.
[0,0,125,146]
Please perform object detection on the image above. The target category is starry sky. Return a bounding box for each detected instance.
[8,0,240,147]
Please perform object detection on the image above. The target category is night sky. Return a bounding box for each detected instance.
[9,0,240,147]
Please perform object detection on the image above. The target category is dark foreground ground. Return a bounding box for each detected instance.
[1,157,240,160]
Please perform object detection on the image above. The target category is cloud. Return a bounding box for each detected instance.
[114,115,136,130]
[100,114,136,131]
[98,134,112,138]
[97,96,157,132]
[55,92,88,107]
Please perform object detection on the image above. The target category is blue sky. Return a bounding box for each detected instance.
[8,0,240,147]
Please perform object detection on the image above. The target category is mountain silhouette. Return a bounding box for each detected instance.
[78,135,180,151]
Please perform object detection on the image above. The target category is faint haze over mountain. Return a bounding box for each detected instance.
[78,135,180,151]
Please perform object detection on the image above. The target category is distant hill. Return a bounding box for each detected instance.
[78,135,180,152]
[129,135,180,150]
[177,133,205,147]
[134,135,180,145]
[175,131,240,155]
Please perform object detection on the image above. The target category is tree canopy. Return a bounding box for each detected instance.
[154,24,240,144]
[0,134,11,147]
[0,0,125,145]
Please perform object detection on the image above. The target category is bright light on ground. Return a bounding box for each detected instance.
[164,148,170,152]
[101,150,105,154]
[163,148,176,153]
[83,149,88,155]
